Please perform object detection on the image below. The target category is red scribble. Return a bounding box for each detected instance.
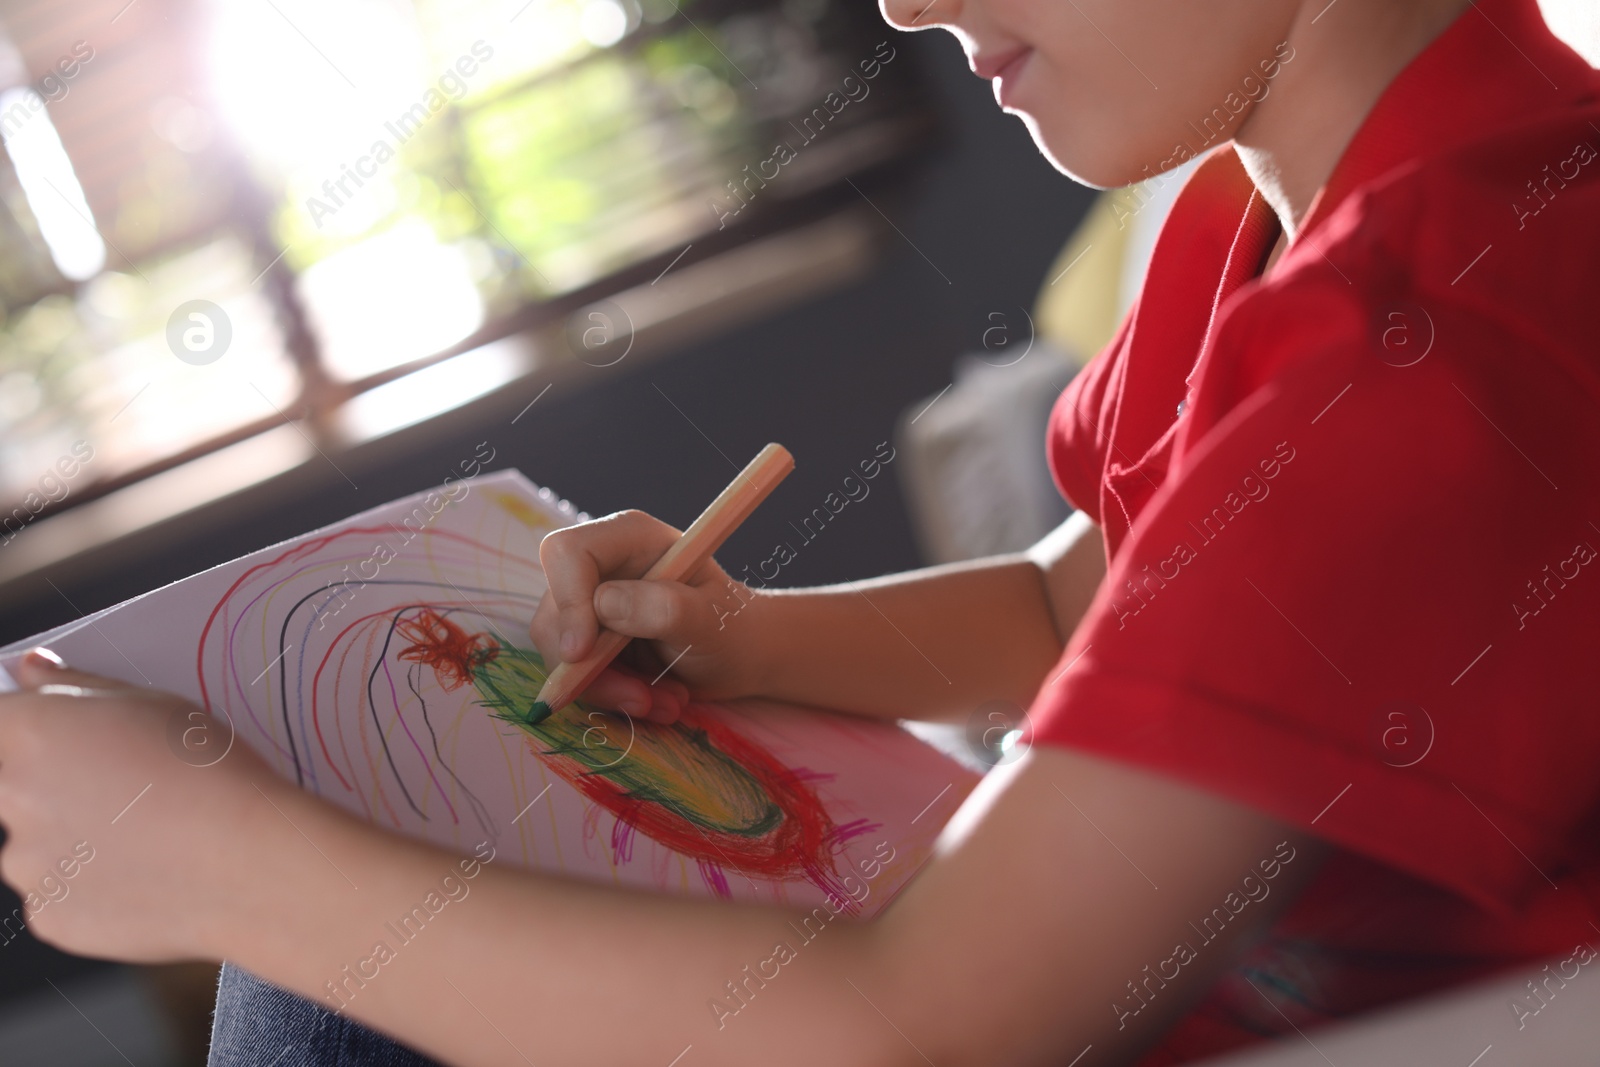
[544,705,840,893]
[395,605,853,902]
[197,525,534,795]
[396,610,500,690]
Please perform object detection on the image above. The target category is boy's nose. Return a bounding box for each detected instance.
[879,0,956,32]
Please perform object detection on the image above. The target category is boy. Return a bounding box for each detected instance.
[2,0,1596,1063]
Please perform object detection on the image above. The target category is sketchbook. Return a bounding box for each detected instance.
[0,472,976,915]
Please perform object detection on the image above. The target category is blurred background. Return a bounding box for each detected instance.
[0,0,1592,1061]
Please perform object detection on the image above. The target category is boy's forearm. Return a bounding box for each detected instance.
[225,790,906,1067]
[738,555,1064,721]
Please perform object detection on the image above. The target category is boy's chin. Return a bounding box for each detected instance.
[1021,116,1167,191]
[1035,144,1148,192]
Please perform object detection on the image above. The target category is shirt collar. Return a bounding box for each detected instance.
[1298,0,1599,237]
[1129,0,1596,439]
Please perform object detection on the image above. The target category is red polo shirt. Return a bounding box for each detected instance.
[1032,0,1600,1059]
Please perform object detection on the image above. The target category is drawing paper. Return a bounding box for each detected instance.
[0,472,975,914]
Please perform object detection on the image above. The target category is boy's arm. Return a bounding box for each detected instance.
[223,739,1321,1067]
[0,654,1321,1067]
[744,510,1105,720]
[532,509,1106,723]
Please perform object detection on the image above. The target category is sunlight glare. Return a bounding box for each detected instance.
[206,0,427,170]
[0,87,106,281]
[297,219,486,381]
[580,0,629,47]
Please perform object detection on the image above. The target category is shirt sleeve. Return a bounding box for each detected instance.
[1029,282,1600,914]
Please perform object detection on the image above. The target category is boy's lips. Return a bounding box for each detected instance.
[973,45,1031,82]
[990,48,1033,107]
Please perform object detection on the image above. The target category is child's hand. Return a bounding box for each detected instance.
[531,509,769,723]
[0,650,291,963]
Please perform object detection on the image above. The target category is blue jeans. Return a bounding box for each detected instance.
[208,963,445,1066]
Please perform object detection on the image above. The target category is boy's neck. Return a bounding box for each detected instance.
[1233,0,1472,241]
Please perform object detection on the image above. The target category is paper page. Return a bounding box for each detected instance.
[0,471,975,914]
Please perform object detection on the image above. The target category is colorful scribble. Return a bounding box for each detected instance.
[396,609,848,899]
[192,513,871,903]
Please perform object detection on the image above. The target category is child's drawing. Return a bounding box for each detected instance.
[1,473,974,914]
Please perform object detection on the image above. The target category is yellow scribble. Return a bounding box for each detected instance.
[491,491,555,535]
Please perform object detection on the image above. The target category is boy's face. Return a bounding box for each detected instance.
[880,0,1295,187]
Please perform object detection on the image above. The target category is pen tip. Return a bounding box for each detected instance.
[528,700,551,722]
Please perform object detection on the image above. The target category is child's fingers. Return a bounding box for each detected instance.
[528,596,564,665]
[537,511,683,660]
[541,547,603,661]
[593,579,706,643]
[646,686,683,725]
[574,667,655,718]
[12,649,140,697]
[576,662,688,723]
[531,511,709,722]
[657,675,691,707]
[613,645,690,723]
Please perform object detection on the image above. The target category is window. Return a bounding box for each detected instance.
[0,0,934,531]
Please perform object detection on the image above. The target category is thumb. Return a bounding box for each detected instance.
[593,579,707,642]
[14,648,138,694]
